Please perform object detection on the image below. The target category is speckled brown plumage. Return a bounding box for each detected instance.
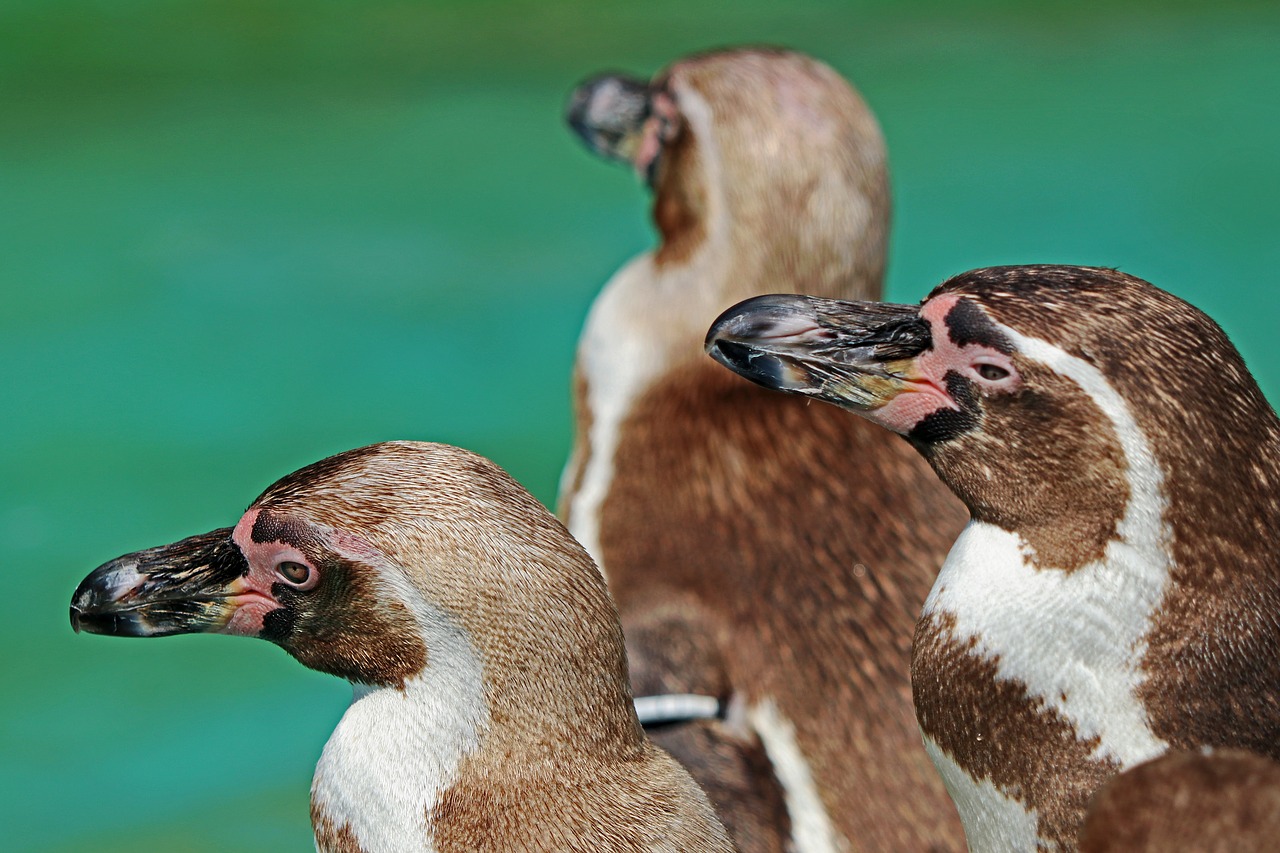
[914,612,1123,849]
[703,264,1280,851]
[562,47,966,851]
[932,267,1280,762]
[430,740,728,852]
[922,268,1280,846]
[604,361,968,851]
[1079,750,1280,853]
[312,805,368,853]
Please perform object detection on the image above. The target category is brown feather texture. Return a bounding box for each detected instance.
[561,47,967,852]
[921,267,1280,807]
[1078,749,1280,853]
[703,264,1280,851]
[72,442,733,852]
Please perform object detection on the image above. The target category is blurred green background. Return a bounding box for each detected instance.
[3,0,1277,850]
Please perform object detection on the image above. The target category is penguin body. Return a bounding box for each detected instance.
[72,442,735,853]
[707,265,1280,850]
[562,48,967,851]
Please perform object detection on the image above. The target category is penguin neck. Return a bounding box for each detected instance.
[922,327,1176,768]
[649,80,887,311]
[310,618,488,853]
[566,203,883,570]
[310,602,643,853]
[464,605,646,766]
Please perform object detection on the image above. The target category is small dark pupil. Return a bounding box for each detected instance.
[977,363,1009,381]
[280,561,310,583]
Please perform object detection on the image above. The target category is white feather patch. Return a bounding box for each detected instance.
[923,736,1042,852]
[922,325,1173,840]
[564,254,669,571]
[310,586,488,853]
[748,699,843,853]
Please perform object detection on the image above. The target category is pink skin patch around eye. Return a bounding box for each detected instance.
[869,293,1019,435]
[222,508,316,637]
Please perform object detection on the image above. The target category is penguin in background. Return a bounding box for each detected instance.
[562,47,967,852]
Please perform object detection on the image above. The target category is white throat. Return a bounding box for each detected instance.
[311,594,488,853]
[922,326,1173,847]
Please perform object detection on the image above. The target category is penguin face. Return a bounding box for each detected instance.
[68,445,442,687]
[704,289,1023,444]
[706,264,1266,554]
[565,71,681,185]
[224,504,431,687]
[72,441,627,693]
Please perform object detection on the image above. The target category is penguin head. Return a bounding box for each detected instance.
[566,48,890,302]
[71,442,626,694]
[707,265,1271,563]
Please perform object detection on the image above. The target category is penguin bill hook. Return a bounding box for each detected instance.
[69,528,263,638]
[705,293,931,412]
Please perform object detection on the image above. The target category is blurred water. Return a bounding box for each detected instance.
[3,1,1278,850]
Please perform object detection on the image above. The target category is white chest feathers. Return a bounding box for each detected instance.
[922,738,1042,852]
[311,621,488,853]
[920,328,1176,849]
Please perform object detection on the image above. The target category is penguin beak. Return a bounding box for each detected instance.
[565,73,653,167]
[705,294,932,412]
[70,528,258,638]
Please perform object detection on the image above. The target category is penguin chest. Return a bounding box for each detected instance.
[914,521,1171,850]
[310,671,488,853]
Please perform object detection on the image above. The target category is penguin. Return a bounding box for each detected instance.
[706,264,1280,851]
[1078,749,1280,853]
[70,441,735,853]
[561,48,967,852]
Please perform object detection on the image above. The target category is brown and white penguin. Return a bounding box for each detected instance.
[706,264,1280,851]
[70,441,734,853]
[561,48,966,852]
[1078,749,1280,853]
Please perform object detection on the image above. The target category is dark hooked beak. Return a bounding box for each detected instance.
[70,528,254,637]
[705,293,932,412]
[565,73,653,167]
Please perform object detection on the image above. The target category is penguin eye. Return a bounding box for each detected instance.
[976,363,1010,382]
[278,561,312,585]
